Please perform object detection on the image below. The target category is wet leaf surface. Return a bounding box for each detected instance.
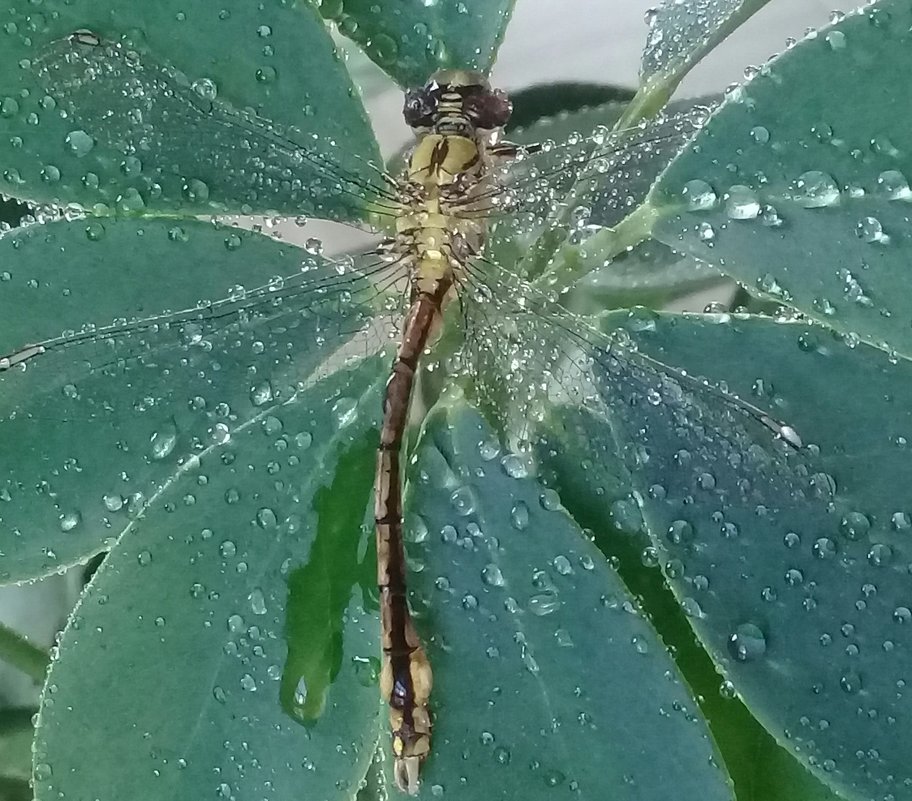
[640,0,773,88]
[0,0,380,220]
[319,0,514,89]
[651,0,912,356]
[562,310,912,801]
[33,357,386,801]
[0,218,377,581]
[395,397,734,801]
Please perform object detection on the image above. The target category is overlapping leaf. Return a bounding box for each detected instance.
[545,309,912,801]
[0,0,380,220]
[33,357,386,801]
[391,397,733,800]
[319,0,515,88]
[0,218,378,581]
[651,0,912,356]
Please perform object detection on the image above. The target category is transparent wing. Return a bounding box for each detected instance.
[455,257,802,479]
[0,219,399,581]
[485,104,713,239]
[33,31,708,237]
[30,32,401,222]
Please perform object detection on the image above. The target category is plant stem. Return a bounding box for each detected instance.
[613,80,673,132]
[0,623,49,683]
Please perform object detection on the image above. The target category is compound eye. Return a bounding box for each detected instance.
[466,88,512,129]
[403,87,438,128]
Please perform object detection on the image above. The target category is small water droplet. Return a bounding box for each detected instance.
[249,587,267,615]
[510,501,529,530]
[482,564,505,587]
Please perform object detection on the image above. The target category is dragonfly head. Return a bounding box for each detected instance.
[404,69,512,137]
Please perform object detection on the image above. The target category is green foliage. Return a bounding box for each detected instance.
[0,1,909,800]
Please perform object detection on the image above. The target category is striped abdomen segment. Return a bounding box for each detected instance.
[375,275,452,795]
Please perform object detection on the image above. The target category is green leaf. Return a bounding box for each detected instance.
[542,422,842,801]
[573,310,912,801]
[563,239,724,315]
[0,623,49,683]
[318,0,515,88]
[395,396,734,800]
[0,218,377,582]
[650,0,912,356]
[34,356,386,801]
[620,0,773,126]
[0,709,35,783]
[505,84,635,134]
[0,0,381,220]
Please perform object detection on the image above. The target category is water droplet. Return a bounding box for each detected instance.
[840,670,862,694]
[250,381,274,406]
[249,588,267,615]
[150,421,178,460]
[725,185,760,220]
[877,169,912,200]
[183,178,210,202]
[65,129,95,157]
[510,501,529,530]
[240,673,257,692]
[331,397,357,428]
[822,26,846,49]
[137,550,152,566]
[552,554,572,575]
[493,745,511,765]
[528,593,560,616]
[59,510,81,532]
[750,125,770,144]
[728,623,767,662]
[812,537,838,559]
[450,485,477,516]
[482,564,504,587]
[856,216,888,244]
[256,507,278,529]
[839,511,871,540]
[682,179,717,211]
[790,171,840,208]
[868,542,894,567]
[539,489,561,511]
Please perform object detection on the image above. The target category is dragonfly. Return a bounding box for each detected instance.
[0,31,804,795]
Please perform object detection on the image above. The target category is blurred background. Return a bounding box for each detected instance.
[0,0,860,768]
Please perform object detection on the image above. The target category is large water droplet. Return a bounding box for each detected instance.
[728,623,767,662]
[790,171,840,208]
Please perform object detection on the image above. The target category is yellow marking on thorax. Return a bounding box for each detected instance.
[401,133,486,287]
[407,134,480,188]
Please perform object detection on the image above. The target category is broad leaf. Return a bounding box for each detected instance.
[33,357,386,801]
[556,310,912,801]
[0,218,376,582]
[395,397,734,800]
[651,0,912,356]
[0,0,380,220]
[319,0,515,88]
